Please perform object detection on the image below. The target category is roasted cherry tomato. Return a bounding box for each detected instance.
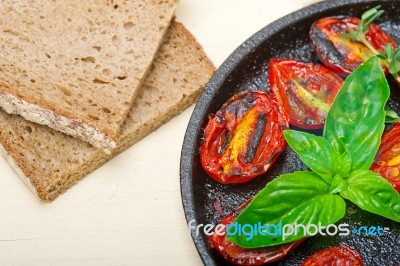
[371,123,400,192]
[310,16,396,76]
[269,59,343,129]
[210,200,304,265]
[200,91,288,184]
[301,245,364,266]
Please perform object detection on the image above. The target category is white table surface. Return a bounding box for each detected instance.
[0,1,319,265]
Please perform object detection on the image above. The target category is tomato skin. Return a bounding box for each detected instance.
[310,16,396,76]
[200,91,289,184]
[371,123,400,192]
[301,245,364,266]
[210,200,304,265]
[269,59,343,130]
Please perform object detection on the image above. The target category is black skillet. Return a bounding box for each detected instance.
[180,0,400,265]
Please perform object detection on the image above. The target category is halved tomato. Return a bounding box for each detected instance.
[301,245,364,266]
[371,122,400,192]
[210,200,304,265]
[269,59,343,130]
[200,90,288,184]
[310,16,396,76]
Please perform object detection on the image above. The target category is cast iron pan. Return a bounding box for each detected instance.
[180,0,400,265]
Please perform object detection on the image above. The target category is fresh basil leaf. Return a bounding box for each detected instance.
[334,150,352,178]
[386,109,399,118]
[330,174,348,194]
[385,109,400,124]
[393,47,400,61]
[323,57,390,170]
[389,61,400,76]
[389,49,400,76]
[227,171,346,248]
[340,170,400,222]
[377,44,393,62]
[379,44,400,77]
[284,130,338,183]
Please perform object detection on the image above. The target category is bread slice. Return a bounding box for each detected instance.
[0,21,215,202]
[0,0,178,151]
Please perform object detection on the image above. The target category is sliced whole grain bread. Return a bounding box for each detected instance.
[0,21,215,201]
[0,0,178,151]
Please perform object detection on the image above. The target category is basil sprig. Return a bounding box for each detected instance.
[378,43,400,81]
[342,5,384,51]
[226,57,400,248]
[343,5,400,83]
[323,56,389,170]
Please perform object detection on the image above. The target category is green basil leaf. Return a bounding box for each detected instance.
[323,56,390,170]
[383,43,394,60]
[227,171,346,248]
[380,44,400,76]
[330,174,348,194]
[385,109,400,124]
[283,130,338,183]
[334,150,352,178]
[393,48,400,61]
[340,170,400,222]
[389,49,400,76]
[386,109,399,119]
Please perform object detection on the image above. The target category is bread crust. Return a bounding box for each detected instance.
[0,90,117,151]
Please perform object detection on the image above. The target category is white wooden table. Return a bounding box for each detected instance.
[0,1,318,265]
